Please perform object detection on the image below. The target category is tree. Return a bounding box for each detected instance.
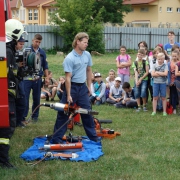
[49,0,105,53]
[92,0,131,24]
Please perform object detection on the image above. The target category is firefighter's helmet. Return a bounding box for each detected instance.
[5,19,25,43]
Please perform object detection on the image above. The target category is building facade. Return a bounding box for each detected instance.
[123,0,180,28]
[10,0,55,25]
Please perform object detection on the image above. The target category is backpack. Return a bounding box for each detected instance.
[118,54,129,64]
[166,102,173,114]
[134,59,146,73]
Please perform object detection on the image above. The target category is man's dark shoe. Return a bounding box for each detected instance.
[51,98,54,101]
[32,117,38,123]
[0,161,16,169]
[91,137,102,142]
[16,122,26,128]
[46,96,49,101]
[74,122,82,126]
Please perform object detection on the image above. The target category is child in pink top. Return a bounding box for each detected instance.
[116,46,131,85]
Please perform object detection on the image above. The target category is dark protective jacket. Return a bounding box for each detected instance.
[6,41,19,98]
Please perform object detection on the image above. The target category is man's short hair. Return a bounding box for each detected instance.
[122,82,131,89]
[34,34,42,40]
[168,31,175,35]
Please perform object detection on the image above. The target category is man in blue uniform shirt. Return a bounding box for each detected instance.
[23,34,48,122]
[164,31,180,55]
[52,32,98,143]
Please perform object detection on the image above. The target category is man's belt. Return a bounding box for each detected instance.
[71,82,85,86]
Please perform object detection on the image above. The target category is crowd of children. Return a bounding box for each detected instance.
[90,31,180,117]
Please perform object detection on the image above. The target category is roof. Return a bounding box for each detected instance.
[24,0,47,7]
[43,1,56,7]
[10,0,55,7]
[10,0,18,8]
[22,0,37,6]
[123,0,157,5]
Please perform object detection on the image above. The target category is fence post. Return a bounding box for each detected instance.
[119,32,122,46]
[178,32,179,42]
[149,31,151,49]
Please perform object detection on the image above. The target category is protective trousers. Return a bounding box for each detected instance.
[0,95,16,163]
[16,81,25,124]
[52,83,97,143]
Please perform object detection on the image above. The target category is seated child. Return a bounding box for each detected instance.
[115,82,138,108]
[90,72,97,93]
[41,71,58,101]
[57,76,65,100]
[89,72,106,105]
[151,53,168,116]
[105,69,116,98]
[106,77,124,105]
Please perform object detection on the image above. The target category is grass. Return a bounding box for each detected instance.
[1,52,180,180]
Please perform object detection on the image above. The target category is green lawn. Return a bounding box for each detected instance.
[1,53,180,180]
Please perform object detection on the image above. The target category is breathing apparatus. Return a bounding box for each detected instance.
[15,48,41,80]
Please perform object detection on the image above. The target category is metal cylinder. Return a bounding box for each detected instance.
[50,103,66,111]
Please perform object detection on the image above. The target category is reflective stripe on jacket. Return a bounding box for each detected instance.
[0,138,9,145]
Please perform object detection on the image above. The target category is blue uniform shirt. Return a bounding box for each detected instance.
[164,42,180,55]
[63,49,92,83]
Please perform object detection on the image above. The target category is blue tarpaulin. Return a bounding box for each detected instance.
[20,137,104,162]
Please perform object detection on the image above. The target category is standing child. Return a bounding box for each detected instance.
[168,50,179,114]
[175,55,180,115]
[57,76,65,100]
[132,49,149,112]
[89,72,106,105]
[105,69,116,99]
[116,46,131,85]
[151,53,168,116]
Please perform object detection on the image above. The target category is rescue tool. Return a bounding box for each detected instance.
[39,142,83,151]
[42,102,99,115]
[44,152,79,159]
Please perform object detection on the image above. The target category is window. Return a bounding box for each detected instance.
[12,10,15,18]
[49,8,56,14]
[34,9,38,20]
[16,10,19,17]
[140,7,149,12]
[177,8,180,13]
[159,7,162,12]
[20,9,25,21]
[28,9,32,20]
[167,7,172,12]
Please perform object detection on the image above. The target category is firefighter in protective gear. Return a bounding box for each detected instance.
[0,19,25,168]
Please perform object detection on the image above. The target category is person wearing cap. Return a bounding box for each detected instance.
[52,32,98,143]
[106,77,124,105]
[155,44,169,61]
[14,36,28,128]
[89,72,106,105]
[16,35,28,51]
